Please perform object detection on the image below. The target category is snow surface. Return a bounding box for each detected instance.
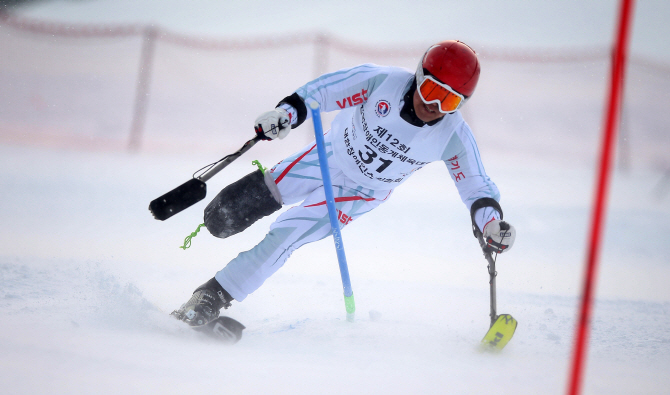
[2,1,670,394]
[1,142,669,395]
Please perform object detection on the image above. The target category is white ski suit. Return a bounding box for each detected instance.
[216,64,501,301]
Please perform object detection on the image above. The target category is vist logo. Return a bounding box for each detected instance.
[336,89,368,109]
[337,209,353,225]
[374,100,391,117]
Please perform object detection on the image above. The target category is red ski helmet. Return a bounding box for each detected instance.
[416,40,480,98]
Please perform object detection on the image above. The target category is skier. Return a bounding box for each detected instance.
[171,40,517,327]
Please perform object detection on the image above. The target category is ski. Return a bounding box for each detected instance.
[481,314,517,350]
[191,316,246,344]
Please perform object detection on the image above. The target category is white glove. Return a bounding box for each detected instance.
[254,108,291,140]
[482,220,516,253]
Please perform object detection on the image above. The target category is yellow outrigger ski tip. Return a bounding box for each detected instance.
[481,314,518,350]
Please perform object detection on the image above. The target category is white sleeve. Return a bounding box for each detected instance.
[294,64,390,114]
[441,122,501,229]
[277,103,299,126]
[472,207,501,233]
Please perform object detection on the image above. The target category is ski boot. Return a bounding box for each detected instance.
[171,277,233,326]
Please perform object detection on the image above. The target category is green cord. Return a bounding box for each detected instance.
[179,223,205,250]
[252,160,266,174]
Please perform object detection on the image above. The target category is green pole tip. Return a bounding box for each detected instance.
[344,293,355,315]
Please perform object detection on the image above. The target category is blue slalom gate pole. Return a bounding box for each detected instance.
[308,101,355,322]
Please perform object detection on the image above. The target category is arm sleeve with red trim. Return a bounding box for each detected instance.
[441,122,502,231]
[293,63,391,114]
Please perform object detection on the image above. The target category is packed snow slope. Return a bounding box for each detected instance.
[1,142,669,395]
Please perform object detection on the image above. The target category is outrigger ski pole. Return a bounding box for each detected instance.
[478,233,518,350]
[149,135,264,221]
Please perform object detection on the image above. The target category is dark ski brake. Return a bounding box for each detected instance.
[149,135,263,221]
[192,316,246,344]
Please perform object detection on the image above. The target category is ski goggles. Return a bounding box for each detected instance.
[416,70,465,114]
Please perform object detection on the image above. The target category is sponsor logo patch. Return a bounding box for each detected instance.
[374,100,391,117]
